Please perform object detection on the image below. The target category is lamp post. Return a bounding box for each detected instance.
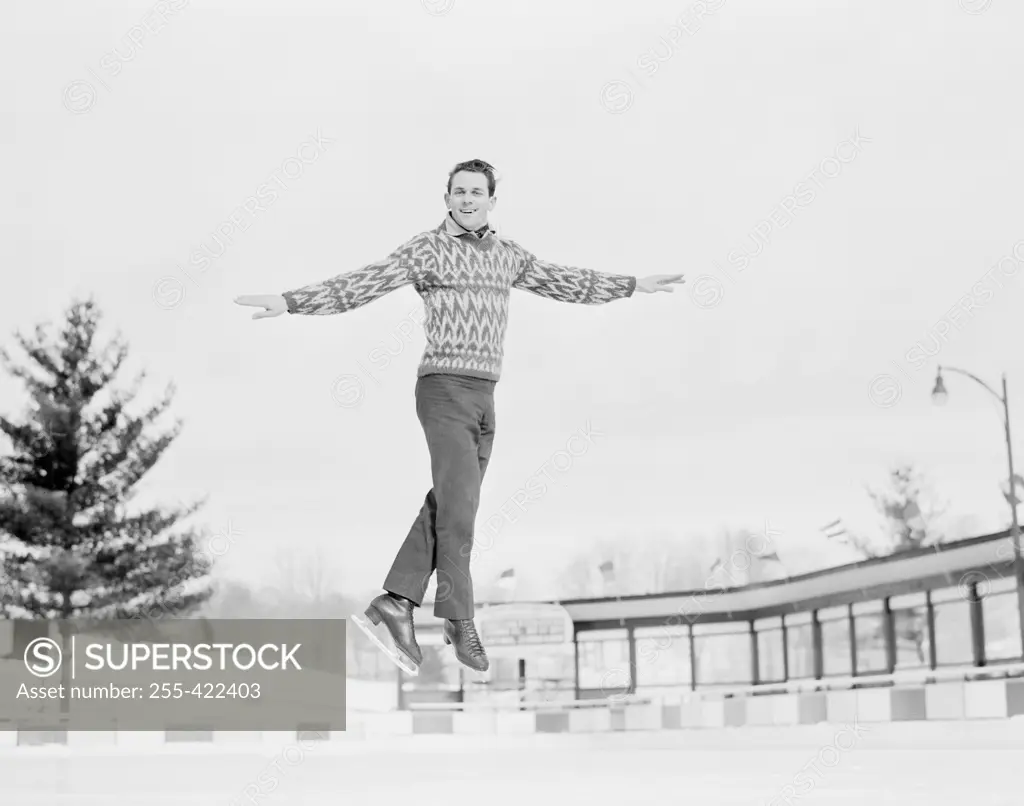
[931,365,1024,656]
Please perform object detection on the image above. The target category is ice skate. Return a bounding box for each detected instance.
[444,617,490,679]
[351,593,423,676]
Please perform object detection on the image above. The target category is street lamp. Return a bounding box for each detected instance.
[931,365,1024,656]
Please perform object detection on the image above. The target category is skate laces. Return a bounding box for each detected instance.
[460,620,485,656]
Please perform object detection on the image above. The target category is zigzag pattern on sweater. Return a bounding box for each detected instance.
[280,236,434,316]
[280,224,636,381]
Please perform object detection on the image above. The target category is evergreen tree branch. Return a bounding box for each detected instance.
[0,298,213,620]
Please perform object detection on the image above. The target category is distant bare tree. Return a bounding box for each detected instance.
[273,543,340,610]
[556,525,785,599]
[556,533,710,599]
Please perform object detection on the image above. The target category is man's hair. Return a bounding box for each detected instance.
[447,159,497,197]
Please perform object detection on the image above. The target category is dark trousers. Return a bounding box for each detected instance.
[383,373,496,619]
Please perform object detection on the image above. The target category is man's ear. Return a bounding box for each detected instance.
[444,192,452,209]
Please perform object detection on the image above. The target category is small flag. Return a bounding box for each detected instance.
[1002,474,1024,507]
[750,530,782,561]
[598,560,614,583]
[821,518,848,542]
[497,568,515,589]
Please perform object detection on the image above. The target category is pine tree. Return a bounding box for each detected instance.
[0,298,213,624]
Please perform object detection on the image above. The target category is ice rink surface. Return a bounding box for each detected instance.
[4,721,1022,805]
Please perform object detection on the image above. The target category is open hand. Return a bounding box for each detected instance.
[635,274,686,294]
[234,294,287,319]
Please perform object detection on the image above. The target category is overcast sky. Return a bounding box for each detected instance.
[3,0,1023,602]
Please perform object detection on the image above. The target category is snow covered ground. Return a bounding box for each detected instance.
[4,721,1022,805]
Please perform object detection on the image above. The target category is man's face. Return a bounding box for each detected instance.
[445,170,496,231]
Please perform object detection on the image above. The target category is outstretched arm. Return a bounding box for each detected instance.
[234,234,435,319]
[509,242,685,304]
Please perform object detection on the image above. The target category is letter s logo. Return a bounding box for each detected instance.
[24,638,62,678]
[689,275,724,309]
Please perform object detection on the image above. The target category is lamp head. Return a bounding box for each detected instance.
[931,370,949,406]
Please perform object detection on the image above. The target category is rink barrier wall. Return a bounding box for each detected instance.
[4,673,1024,744]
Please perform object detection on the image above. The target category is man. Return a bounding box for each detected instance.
[235,159,685,675]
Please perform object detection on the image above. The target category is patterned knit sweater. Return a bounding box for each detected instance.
[281,214,637,381]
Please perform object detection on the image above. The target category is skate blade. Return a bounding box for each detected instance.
[449,651,491,682]
[461,666,491,683]
[351,613,420,676]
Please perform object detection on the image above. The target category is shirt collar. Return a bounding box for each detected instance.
[441,212,497,240]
